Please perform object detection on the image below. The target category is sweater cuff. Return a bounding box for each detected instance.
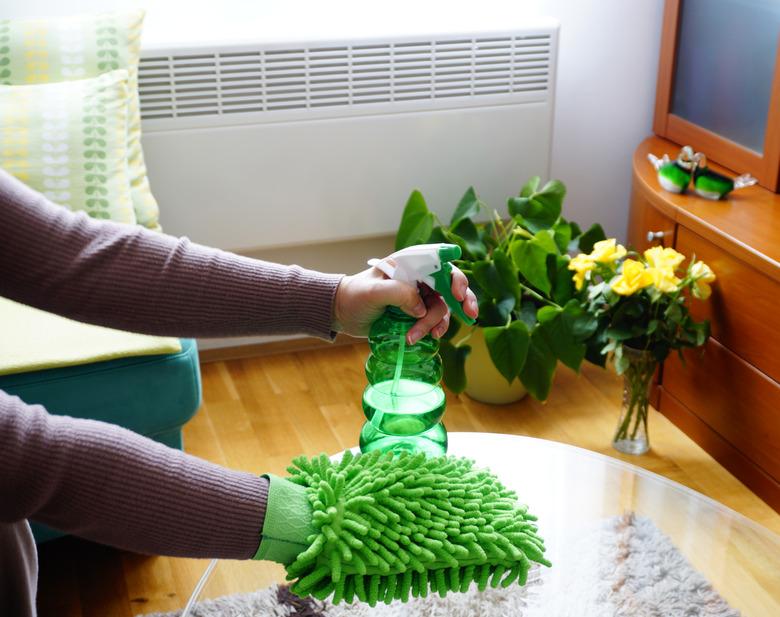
[285,268,344,341]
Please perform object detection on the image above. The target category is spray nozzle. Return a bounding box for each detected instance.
[368,243,476,325]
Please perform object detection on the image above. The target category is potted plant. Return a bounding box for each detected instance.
[394,178,607,402]
[570,241,715,454]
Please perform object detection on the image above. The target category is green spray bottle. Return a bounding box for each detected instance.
[360,243,475,456]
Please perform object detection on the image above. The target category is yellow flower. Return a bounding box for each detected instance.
[589,239,627,264]
[644,246,685,271]
[568,253,595,290]
[611,259,654,295]
[646,267,681,293]
[690,261,716,299]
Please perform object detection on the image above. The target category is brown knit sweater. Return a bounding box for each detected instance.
[0,168,344,616]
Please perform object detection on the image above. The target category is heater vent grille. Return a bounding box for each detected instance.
[138,33,552,123]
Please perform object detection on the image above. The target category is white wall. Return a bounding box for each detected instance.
[5,1,663,243]
[528,1,664,241]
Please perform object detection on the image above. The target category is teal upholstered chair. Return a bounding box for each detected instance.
[0,338,202,543]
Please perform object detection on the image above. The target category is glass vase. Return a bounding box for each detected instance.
[612,347,657,455]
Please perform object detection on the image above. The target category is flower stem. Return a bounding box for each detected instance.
[613,351,656,448]
[519,282,560,308]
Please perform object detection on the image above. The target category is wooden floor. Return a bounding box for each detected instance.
[36,341,780,616]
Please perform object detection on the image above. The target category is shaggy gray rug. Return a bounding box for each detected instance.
[141,513,739,617]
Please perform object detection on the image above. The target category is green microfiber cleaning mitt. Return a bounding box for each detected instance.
[255,449,550,607]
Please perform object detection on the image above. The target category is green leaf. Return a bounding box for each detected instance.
[601,338,619,355]
[537,305,561,323]
[483,321,531,384]
[450,186,481,227]
[512,241,549,294]
[533,229,559,254]
[478,297,515,327]
[472,259,513,303]
[533,179,566,219]
[518,328,557,400]
[577,223,607,254]
[536,311,586,372]
[518,301,538,329]
[440,340,471,394]
[492,248,521,303]
[449,218,487,259]
[519,176,541,198]
[427,226,448,244]
[553,221,572,254]
[395,190,434,249]
[562,300,599,340]
[665,301,683,322]
[613,345,630,374]
[696,321,710,346]
[509,180,565,233]
[606,326,637,341]
[510,231,558,295]
[550,255,575,305]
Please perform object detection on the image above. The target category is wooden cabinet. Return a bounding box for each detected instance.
[627,188,676,252]
[629,136,780,512]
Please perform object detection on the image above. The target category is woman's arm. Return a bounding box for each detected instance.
[0,168,342,339]
[0,389,267,558]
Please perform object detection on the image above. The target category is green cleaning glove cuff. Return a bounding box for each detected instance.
[253,474,315,565]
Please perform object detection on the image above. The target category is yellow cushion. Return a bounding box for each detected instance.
[0,297,181,376]
[0,70,136,222]
[0,11,161,230]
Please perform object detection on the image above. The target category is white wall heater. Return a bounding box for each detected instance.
[138,16,559,253]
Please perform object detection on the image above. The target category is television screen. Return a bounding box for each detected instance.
[671,0,780,154]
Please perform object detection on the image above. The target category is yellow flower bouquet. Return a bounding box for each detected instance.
[569,240,715,454]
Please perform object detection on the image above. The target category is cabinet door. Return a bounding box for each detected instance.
[627,187,676,251]
[676,226,780,384]
[663,339,780,487]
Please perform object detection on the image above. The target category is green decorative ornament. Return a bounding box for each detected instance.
[692,153,757,200]
[647,146,696,194]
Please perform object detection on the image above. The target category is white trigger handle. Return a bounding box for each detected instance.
[368,257,396,280]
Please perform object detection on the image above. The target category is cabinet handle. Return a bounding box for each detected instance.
[646,230,666,242]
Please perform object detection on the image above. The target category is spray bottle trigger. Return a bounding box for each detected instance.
[368,257,396,279]
[430,263,476,326]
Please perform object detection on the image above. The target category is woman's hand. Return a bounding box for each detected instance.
[332,262,478,343]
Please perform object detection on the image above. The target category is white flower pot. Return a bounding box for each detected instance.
[463,326,528,405]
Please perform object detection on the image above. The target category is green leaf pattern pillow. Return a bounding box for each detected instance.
[0,11,160,230]
[0,70,135,222]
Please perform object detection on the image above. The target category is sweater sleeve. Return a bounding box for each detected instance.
[0,389,268,559]
[0,168,343,339]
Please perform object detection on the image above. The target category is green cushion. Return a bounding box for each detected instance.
[0,338,202,543]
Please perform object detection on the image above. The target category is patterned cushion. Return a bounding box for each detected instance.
[0,11,160,230]
[0,70,135,222]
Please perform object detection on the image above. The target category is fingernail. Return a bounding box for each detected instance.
[407,330,420,345]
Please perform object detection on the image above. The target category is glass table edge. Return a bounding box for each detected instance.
[448,432,780,543]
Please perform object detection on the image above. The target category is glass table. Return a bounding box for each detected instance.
[192,433,780,616]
